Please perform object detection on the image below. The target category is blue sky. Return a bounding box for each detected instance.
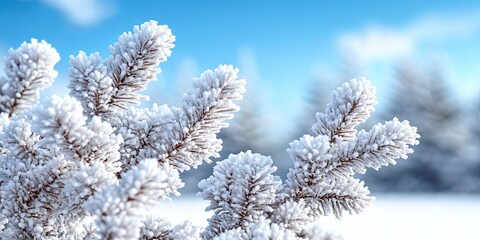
[1,0,480,133]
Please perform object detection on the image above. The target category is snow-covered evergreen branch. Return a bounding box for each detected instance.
[68,21,174,118]
[0,39,60,117]
[140,217,202,240]
[111,64,245,174]
[312,78,376,143]
[0,95,124,238]
[68,21,245,174]
[329,118,419,176]
[68,51,113,117]
[276,79,418,226]
[158,65,246,171]
[110,104,174,173]
[199,151,281,238]
[107,21,174,109]
[1,20,419,240]
[85,159,182,239]
[200,78,419,238]
[214,216,296,240]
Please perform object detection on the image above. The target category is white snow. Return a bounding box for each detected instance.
[154,194,480,240]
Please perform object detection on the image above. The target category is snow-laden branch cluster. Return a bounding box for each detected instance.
[0,20,245,239]
[0,95,123,238]
[162,65,246,170]
[68,20,175,118]
[199,78,419,239]
[1,20,418,240]
[312,78,376,143]
[112,65,246,173]
[85,160,182,239]
[140,217,202,240]
[68,21,245,173]
[0,39,60,117]
[199,151,282,239]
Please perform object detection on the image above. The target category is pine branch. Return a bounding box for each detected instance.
[106,21,175,110]
[286,134,332,188]
[0,157,67,238]
[33,96,122,224]
[0,39,59,117]
[296,176,373,219]
[111,104,174,174]
[277,78,419,230]
[199,151,281,238]
[85,160,183,240]
[1,96,124,238]
[0,117,42,173]
[270,199,312,233]
[0,116,56,238]
[62,162,118,220]
[214,216,296,240]
[68,21,174,118]
[68,51,114,118]
[287,118,419,182]
[34,95,92,159]
[140,217,173,240]
[285,135,374,219]
[312,78,376,143]
[140,216,202,240]
[158,65,246,171]
[328,118,420,176]
[33,95,123,168]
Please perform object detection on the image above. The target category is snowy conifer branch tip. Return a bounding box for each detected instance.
[85,159,183,239]
[200,78,419,238]
[68,51,114,117]
[0,39,60,117]
[312,78,377,143]
[159,64,246,171]
[107,20,175,109]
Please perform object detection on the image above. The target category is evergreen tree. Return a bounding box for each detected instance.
[474,101,480,187]
[220,48,272,157]
[220,89,272,157]
[293,75,331,140]
[365,62,472,192]
[462,97,480,191]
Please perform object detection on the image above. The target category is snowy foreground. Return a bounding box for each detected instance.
[155,194,480,240]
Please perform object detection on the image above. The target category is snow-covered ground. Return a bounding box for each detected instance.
[155,194,480,240]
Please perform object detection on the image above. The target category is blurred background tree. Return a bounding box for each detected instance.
[363,61,476,192]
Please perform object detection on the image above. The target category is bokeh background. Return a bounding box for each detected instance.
[1,1,479,239]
